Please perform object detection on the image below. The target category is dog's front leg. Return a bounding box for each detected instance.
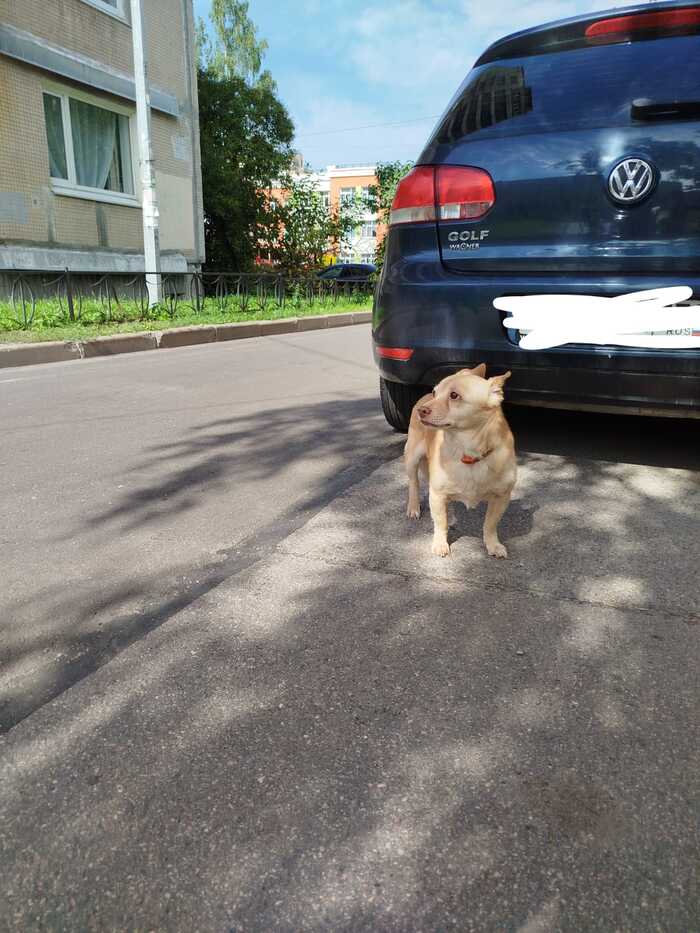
[405,452,423,519]
[483,493,510,559]
[429,490,450,557]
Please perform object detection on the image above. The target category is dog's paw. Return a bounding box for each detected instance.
[406,505,421,519]
[431,539,451,558]
[486,541,508,559]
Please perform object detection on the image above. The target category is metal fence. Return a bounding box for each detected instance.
[0,270,376,330]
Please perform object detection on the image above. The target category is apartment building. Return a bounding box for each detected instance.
[328,165,383,264]
[0,0,204,273]
[266,162,384,267]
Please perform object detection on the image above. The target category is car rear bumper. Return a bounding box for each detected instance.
[373,268,700,417]
[375,345,700,417]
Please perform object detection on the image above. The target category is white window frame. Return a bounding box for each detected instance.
[78,0,129,24]
[339,187,355,206]
[43,81,139,208]
[360,221,377,239]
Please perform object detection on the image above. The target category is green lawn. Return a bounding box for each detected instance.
[0,295,372,344]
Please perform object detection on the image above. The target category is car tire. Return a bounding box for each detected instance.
[379,377,429,433]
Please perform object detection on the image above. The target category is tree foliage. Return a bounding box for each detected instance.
[263,177,362,275]
[370,161,413,268]
[198,71,294,271]
[196,1,294,270]
[197,0,269,85]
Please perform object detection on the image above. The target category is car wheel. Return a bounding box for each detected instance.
[379,377,429,433]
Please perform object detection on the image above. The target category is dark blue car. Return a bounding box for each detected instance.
[374,1,700,429]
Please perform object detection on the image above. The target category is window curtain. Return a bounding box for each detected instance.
[43,95,68,180]
[69,99,119,190]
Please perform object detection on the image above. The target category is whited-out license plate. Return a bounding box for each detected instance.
[498,289,700,349]
[518,327,699,337]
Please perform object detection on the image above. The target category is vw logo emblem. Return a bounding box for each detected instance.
[608,158,655,204]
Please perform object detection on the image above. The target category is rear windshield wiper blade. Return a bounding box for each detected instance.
[632,98,700,121]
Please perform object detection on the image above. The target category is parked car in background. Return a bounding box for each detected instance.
[318,263,376,282]
[373,1,700,430]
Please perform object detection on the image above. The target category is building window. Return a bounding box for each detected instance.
[360,253,375,264]
[339,187,355,206]
[79,0,128,19]
[360,221,377,239]
[43,90,136,205]
[320,191,330,209]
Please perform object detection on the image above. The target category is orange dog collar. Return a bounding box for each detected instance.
[461,449,492,465]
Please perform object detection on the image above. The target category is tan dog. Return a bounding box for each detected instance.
[404,365,516,558]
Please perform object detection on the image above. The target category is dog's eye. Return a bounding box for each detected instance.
[449,391,460,401]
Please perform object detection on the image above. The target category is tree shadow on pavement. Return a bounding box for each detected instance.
[3,398,698,733]
[1,395,401,731]
[81,396,403,534]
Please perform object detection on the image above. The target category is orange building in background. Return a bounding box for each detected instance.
[262,163,386,268]
[327,165,386,264]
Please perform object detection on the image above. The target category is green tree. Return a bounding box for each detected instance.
[369,160,413,268]
[264,176,362,275]
[198,0,269,85]
[196,1,294,270]
[198,71,294,271]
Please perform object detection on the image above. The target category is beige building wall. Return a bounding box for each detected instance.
[4,0,188,103]
[0,0,204,271]
[0,58,50,244]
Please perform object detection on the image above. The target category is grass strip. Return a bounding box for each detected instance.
[0,296,372,344]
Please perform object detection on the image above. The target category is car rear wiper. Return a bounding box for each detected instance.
[631,98,700,121]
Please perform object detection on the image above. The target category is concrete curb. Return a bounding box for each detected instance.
[0,311,372,370]
[0,340,82,368]
[82,333,158,357]
[158,326,216,348]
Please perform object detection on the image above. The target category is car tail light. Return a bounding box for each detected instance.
[586,7,700,42]
[376,346,414,361]
[436,166,495,221]
[389,166,436,225]
[389,165,495,226]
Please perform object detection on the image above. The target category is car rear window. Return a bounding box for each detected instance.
[433,34,700,144]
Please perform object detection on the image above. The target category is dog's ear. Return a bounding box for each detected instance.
[488,371,511,406]
[458,363,486,378]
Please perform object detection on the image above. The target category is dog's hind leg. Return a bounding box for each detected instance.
[483,493,510,559]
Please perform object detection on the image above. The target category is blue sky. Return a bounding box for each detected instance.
[193,0,642,169]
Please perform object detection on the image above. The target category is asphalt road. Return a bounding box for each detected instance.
[1,327,698,931]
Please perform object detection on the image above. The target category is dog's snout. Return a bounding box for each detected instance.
[418,406,432,419]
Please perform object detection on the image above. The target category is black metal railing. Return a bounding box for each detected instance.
[0,270,376,331]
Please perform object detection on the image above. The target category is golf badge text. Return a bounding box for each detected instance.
[447,229,490,250]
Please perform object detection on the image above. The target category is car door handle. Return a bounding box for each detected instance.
[631,98,700,121]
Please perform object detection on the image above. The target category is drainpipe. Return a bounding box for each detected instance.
[130,0,162,305]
